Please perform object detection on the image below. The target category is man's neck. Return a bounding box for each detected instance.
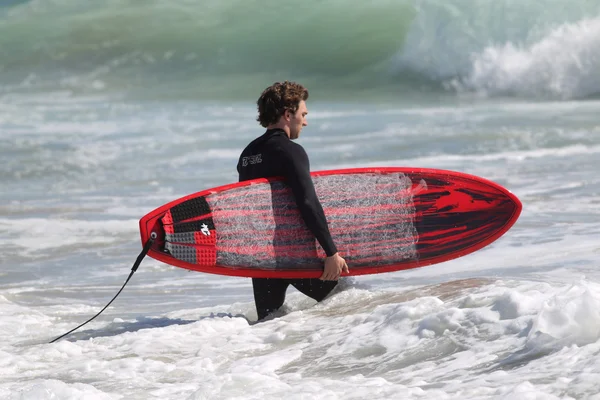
[266,123,290,138]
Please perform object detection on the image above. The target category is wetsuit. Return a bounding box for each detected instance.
[237,128,338,320]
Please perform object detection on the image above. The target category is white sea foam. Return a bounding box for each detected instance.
[4,277,600,399]
[2,74,600,399]
[0,217,138,256]
[455,17,600,99]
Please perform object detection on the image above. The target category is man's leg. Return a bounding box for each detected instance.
[252,278,290,321]
[289,278,338,302]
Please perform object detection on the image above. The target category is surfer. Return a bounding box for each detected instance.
[237,81,349,321]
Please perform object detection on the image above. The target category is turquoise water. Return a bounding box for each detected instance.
[2,1,600,399]
[2,0,600,99]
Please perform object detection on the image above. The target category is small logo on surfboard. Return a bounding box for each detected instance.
[200,223,211,236]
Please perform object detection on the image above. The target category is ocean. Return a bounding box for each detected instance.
[2,0,600,399]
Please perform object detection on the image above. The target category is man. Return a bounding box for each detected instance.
[237,81,349,321]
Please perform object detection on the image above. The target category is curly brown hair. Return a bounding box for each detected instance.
[256,81,309,128]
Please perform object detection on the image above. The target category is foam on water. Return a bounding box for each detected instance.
[3,277,600,399]
[2,80,600,398]
[0,217,137,257]
[455,17,600,99]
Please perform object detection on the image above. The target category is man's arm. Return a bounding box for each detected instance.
[281,144,337,256]
[280,143,349,280]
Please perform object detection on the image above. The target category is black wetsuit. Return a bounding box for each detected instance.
[237,128,338,320]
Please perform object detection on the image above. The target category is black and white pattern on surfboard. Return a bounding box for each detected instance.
[170,197,211,223]
[164,243,196,263]
[172,218,215,234]
[165,231,195,244]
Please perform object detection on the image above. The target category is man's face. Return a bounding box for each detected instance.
[288,100,308,140]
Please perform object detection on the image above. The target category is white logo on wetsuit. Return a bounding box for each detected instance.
[242,154,262,167]
[200,223,211,236]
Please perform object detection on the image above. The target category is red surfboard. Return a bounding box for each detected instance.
[139,167,521,278]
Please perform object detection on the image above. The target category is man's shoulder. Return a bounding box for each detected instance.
[261,133,306,154]
[240,130,306,159]
[277,137,305,152]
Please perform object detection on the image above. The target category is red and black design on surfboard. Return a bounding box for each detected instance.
[139,167,522,278]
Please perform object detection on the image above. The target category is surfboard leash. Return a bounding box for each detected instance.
[49,234,156,344]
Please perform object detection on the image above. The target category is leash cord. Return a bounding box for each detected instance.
[49,236,155,343]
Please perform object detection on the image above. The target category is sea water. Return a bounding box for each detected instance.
[2,1,600,399]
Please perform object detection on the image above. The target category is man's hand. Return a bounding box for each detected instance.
[320,253,349,281]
